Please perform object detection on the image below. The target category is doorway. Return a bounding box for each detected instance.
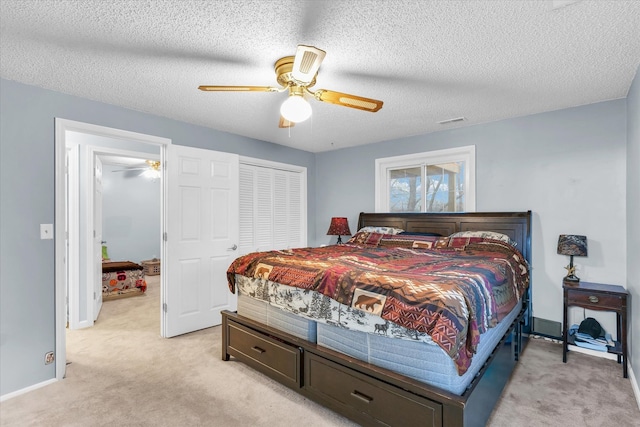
[55,119,170,381]
[67,141,162,328]
[93,152,162,321]
[55,119,241,381]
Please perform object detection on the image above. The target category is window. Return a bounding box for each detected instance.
[375,146,475,213]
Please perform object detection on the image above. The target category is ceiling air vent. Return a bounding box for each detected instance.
[438,117,466,125]
[550,1,581,11]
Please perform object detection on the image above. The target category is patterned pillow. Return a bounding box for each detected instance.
[411,240,435,249]
[378,239,415,248]
[379,233,439,248]
[448,231,517,247]
[350,232,440,249]
[357,226,404,235]
[347,232,385,246]
[434,236,484,249]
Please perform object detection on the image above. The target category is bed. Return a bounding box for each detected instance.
[222,211,532,427]
[102,261,148,300]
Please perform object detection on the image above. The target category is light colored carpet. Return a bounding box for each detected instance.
[1,275,638,426]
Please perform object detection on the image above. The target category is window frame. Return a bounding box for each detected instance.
[374,145,476,213]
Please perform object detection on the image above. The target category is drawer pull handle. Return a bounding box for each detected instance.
[251,346,265,354]
[350,390,373,404]
[588,296,599,303]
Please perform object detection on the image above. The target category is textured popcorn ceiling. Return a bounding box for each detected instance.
[1,0,639,153]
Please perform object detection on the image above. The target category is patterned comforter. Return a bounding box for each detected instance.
[227,234,529,374]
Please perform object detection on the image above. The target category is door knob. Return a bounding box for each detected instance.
[227,244,237,251]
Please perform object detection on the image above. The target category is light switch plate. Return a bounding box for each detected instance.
[40,224,53,239]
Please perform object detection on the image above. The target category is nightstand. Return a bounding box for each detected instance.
[562,280,628,378]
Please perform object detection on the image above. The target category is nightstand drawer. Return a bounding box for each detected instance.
[305,352,442,426]
[566,291,622,310]
[227,322,301,388]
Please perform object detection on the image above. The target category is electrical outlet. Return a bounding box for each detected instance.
[45,351,54,365]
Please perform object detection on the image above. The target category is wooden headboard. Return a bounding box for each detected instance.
[357,211,532,264]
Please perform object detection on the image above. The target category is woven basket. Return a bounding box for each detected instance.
[141,258,161,276]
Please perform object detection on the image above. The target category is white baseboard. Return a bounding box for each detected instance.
[629,363,640,411]
[0,378,57,402]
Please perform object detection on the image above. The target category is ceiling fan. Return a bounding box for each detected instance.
[198,45,384,128]
[111,160,161,179]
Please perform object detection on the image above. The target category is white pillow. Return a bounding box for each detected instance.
[357,226,404,235]
[449,231,517,246]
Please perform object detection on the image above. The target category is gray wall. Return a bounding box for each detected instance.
[627,65,639,384]
[0,78,316,396]
[315,100,627,336]
[102,163,161,264]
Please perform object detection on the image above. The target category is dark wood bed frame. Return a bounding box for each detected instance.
[222,211,532,427]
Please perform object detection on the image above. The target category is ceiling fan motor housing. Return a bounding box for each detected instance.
[275,56,317,88]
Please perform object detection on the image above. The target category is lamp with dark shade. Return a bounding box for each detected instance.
[327,217,351,244]
[557,234,588,282]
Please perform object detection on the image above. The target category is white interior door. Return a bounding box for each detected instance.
[163,145,239,337]
[93,155,103,320]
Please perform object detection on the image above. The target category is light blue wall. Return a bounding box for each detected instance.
[0,78,316,396]
[315,100,628,334]
[627,65,639,383]
[102,163,161,264]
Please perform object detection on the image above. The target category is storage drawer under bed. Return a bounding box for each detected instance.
[226,321,302,388]
[304,351,443,427]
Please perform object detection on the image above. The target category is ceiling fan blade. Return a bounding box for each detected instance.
[291,45,326,85]
[111,169,145,179]
[111,167,147,172]
[313,89,383,112]
[279,116,295,128]
[198,85,279,92]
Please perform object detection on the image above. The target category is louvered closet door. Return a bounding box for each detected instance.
[239,163,305,256]
[288,171,302,248]
[238,164,274,255]
[273,170,289,249]
[273,170,303,250]
[255,167,273,251]
[238,165,255,256]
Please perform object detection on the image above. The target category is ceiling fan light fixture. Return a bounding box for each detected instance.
[142,160,161,179]
[142,168,161,179]
[280,93,312,123]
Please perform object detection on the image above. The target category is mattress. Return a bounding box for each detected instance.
[316,300,521,395]
[237,293,317,342]
[234,274,435,345]
[237,277,521,395]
